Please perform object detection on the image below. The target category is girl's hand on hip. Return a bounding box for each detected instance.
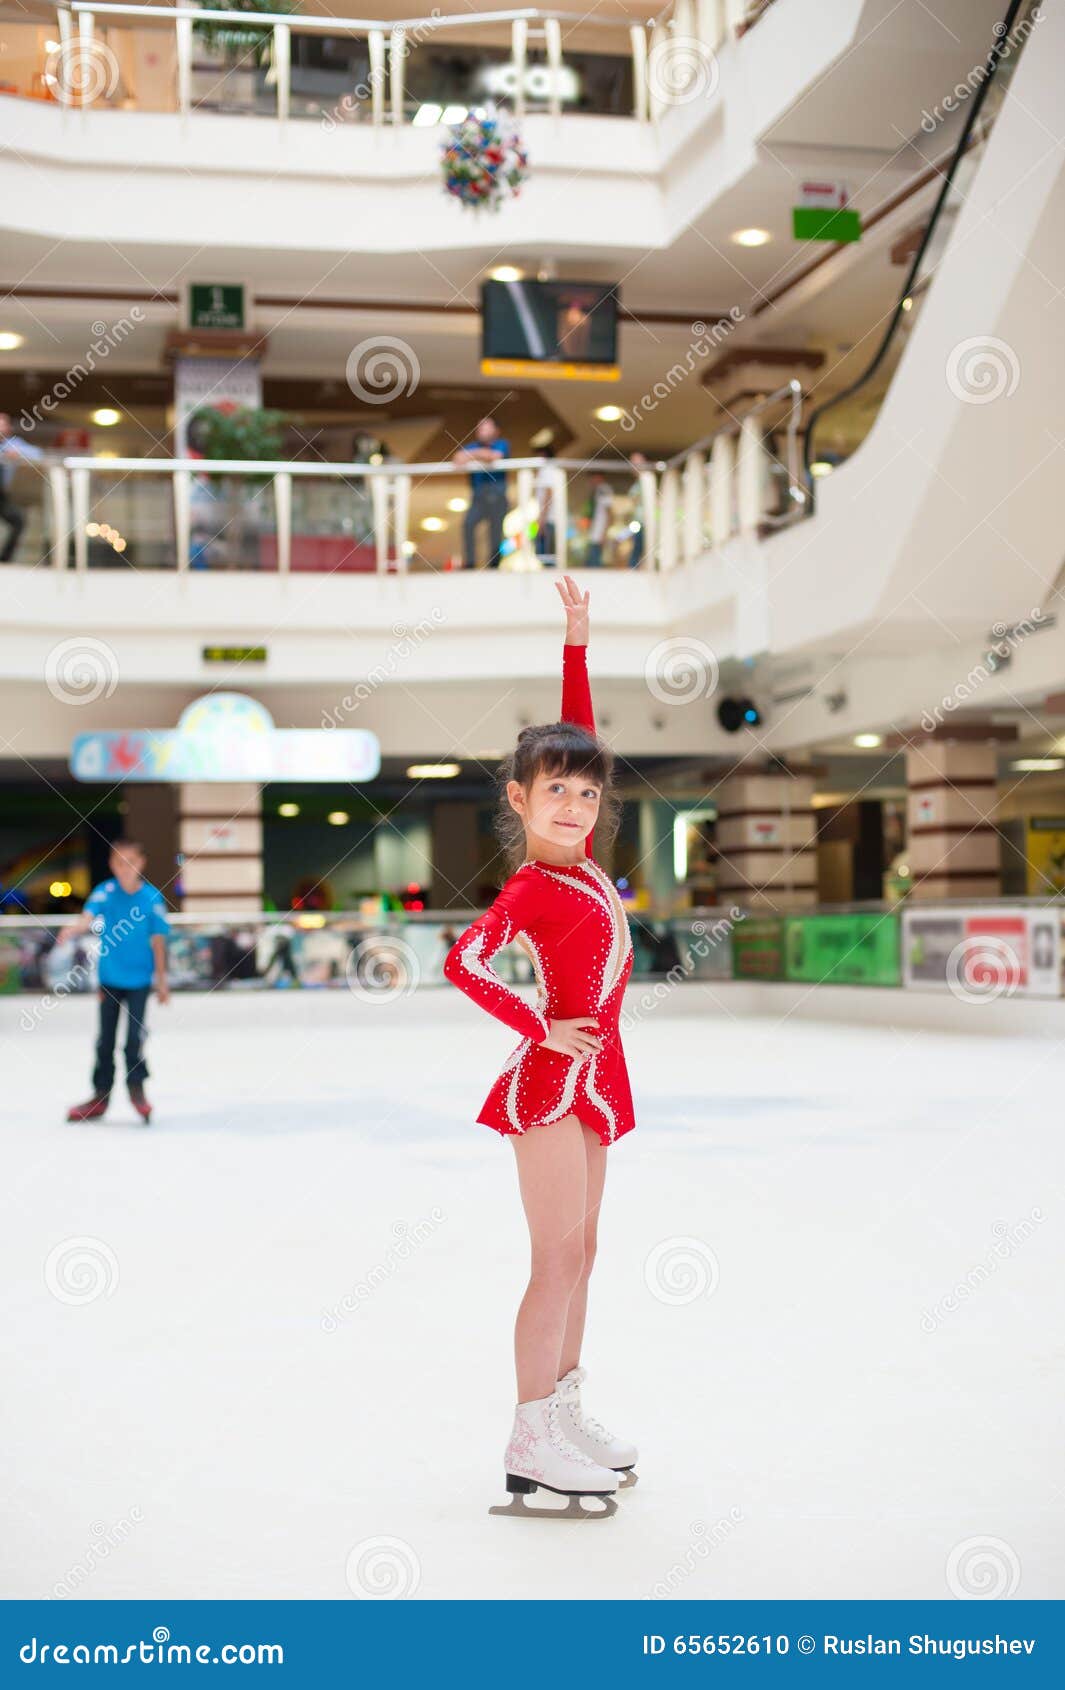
[542,1016,602,1057]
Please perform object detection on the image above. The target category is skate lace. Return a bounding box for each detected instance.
[557,1368,614,1446]
[545,1394,597,1466]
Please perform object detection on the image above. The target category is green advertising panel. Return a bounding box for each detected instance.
[784,912,900,987]
[731,917,785,980]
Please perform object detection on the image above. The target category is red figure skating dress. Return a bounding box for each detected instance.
[443,645,635,1146]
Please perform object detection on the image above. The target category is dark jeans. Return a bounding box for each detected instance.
[535,521,556,567]
[93,984,151,1095]
[0,492,25,563]
[463,486,508,569]
[628,525,644,569]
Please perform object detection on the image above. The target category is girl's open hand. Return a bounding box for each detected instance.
[555,573,589,646]
[542,1016,602,1058]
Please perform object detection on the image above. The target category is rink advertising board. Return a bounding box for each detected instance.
[902,907,1062,998]
[784,912,900,987]
[731,917,785,980]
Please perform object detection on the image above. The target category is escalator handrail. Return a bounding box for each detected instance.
[802,0,1027,487]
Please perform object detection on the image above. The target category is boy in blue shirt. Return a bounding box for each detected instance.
[60,841,171,1124]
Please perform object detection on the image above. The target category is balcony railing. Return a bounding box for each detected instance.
[0,0,772,127]
[9,416,807,574]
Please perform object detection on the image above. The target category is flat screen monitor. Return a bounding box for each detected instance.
[480,279,620,381]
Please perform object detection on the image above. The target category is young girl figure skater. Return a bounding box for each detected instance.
[443,576,637,1520]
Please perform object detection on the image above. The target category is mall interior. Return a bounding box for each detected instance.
[1,0,1064,991]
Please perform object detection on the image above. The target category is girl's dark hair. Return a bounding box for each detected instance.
[494,720,621,875]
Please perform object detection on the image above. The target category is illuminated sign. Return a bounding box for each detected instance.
[70,694,380,784]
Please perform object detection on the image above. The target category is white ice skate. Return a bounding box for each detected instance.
[489,1390,620,1519]
[555,1365,639,1488]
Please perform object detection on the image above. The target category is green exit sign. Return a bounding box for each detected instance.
[189,284,246,331]
[202,645,267,664]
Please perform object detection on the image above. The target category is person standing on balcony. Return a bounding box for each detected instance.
[0,413,44,563]
[626,451,649,569]
[454,416,510,569]
[534,444,560,567]
[584,471,614,569]
[59,840,171,1125]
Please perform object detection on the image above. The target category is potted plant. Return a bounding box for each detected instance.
[186,402,291,570]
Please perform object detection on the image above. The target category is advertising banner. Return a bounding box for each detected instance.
[902,906,1061,998]
[731,917,784,980]
[784,912,900,987]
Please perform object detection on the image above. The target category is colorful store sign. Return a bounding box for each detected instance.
[70,694,381,784]
[784,912,900,987]
[731,917,785,980]
[902,906,1061,997]
[1026,817,1065,896]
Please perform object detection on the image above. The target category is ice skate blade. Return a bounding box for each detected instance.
[489,1490,618,1520]
[616,1467,638,1490]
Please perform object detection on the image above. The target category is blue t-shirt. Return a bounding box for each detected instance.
[84,878,170,989]
[463,437,509,490]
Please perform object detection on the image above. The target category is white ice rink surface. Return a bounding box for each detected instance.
[2,986,1063,1602]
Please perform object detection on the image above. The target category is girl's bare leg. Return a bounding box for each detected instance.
[559,1124,608,1378]
[510,1114,589,1402]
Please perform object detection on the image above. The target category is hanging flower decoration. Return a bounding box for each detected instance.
[441,105,528,212]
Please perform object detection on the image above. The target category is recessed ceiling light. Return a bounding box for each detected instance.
[490,266,523,283]
[901,297,913,311]
[1011,758,1064,772]
[421,516,446,532]
[278,802,300,817]
[91,407,121,427]
[407,763,461,779]
[327,810,350,825]
[732,228,771,247]
[595,405,623,422]
[810,460,834,477]
[0,331,24,351]
[854,733,882,749]
[447,497,469,512]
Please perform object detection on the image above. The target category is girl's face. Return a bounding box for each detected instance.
[508,767,602,857]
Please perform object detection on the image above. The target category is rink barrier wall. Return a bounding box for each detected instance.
[2,901,1063,1002]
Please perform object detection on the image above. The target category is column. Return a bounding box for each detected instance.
[714,769,817,909]
[905,739,1000,899]
[430,801,482,909]
[178,783,263,912]
[638,799,677,915]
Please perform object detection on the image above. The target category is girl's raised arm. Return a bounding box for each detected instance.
[556,574,594,736]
